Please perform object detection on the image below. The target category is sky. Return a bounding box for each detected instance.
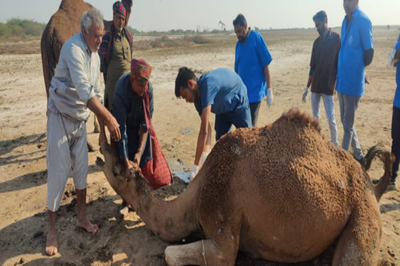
[0,0,399,32]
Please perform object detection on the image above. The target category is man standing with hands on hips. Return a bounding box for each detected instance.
[233,14,273,126]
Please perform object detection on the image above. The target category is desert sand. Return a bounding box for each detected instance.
[0,28,399,266]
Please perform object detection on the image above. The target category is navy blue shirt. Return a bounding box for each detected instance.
[194,68,249,116]
[235,30,272,103]
[394,33,400,109]
[112,73,154,166]
[336,7,373,97]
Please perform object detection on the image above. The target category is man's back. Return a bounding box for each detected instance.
[195,68,248,115]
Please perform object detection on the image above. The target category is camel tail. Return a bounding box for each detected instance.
[365,144,394,202]
[41,21,57,99]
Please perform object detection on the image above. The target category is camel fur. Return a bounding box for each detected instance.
[97,108,392,266]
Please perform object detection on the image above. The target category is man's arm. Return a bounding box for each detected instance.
[87,96,120,141]
[393,49,400,67]
[364,49,374,66]
[194,105,211,166]
[360,18,374,67]
[264,65,271,89]
[134,126,149,166]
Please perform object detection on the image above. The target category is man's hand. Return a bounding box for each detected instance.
[189,165,198,181]
[393,58,399,67]
[124,160,135,181]
[106,116,121,142]
[266,88,273,108]
[302,87,309,103]
[133,151,141,166]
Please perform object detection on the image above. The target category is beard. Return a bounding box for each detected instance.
[238,36,246,43]
[318,29,325,36]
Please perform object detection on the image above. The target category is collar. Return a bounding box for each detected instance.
[324,28,331,41]
[113,25,126,38]
[79,32,92,55]
[345,6,360,21]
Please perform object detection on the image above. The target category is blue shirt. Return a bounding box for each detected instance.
[112,73,154,165]
[394,33,400,108]
[336,7,373,97]
[235,30,272,103]
[194,68,249,116]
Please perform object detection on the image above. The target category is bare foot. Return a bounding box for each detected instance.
[45,231,58,256]
[76,219,98,234]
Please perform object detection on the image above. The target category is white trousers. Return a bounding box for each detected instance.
[46,110,88,212]
[311,92,339,147]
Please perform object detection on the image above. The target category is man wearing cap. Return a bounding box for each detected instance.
[302,11,340,147]
[46,8,121,256]
[336,0,374,166]
[101,59,154,214]
[233,14,273,126]
[99,1,133,112]
[175,67,252,180]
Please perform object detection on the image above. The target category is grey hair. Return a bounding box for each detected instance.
[80,8,104,34]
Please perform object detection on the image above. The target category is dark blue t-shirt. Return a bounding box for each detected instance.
[194,68,248,116]
[235,30,272,103]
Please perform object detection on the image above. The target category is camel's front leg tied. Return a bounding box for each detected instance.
[202,239,208,266]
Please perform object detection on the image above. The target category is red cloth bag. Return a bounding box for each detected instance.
[140,89,173,189]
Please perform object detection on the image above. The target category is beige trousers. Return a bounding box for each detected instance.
[46,110,88,212]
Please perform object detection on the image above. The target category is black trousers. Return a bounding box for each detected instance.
[392,106,400,182]
[249,101,262,127]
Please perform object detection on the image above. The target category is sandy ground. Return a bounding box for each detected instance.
[0,28,400,266]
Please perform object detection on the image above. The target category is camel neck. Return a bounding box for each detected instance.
[128,181,200,243]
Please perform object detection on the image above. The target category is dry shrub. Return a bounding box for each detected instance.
[132,35,212,51]
[150,36,178,48]
[183,35,211,44]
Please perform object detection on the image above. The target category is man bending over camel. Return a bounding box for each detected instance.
[175,67,252,180]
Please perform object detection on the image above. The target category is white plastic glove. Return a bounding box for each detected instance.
[189,165,198,181]
[387,48,395,70]
[302,87,309,103]
[199,151,209,168]
[266,88,273,108]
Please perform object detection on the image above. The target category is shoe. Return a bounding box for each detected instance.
[387,181,397,192]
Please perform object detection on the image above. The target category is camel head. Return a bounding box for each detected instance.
[97,141,150,208]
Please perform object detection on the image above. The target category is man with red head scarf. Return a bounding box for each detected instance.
[99,1,133,112]
[101,59,171,216]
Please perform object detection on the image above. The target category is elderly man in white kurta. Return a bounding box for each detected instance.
[45,8,121,256]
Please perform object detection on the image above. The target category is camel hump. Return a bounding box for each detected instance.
[277,108,321,132]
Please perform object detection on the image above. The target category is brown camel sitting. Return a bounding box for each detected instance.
[41,0,132,148]
[97,108,392,266]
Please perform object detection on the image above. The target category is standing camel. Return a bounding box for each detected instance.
[41,0,132,148]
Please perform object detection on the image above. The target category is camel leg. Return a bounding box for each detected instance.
[165,237,238,266]
[332,200,381,266]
